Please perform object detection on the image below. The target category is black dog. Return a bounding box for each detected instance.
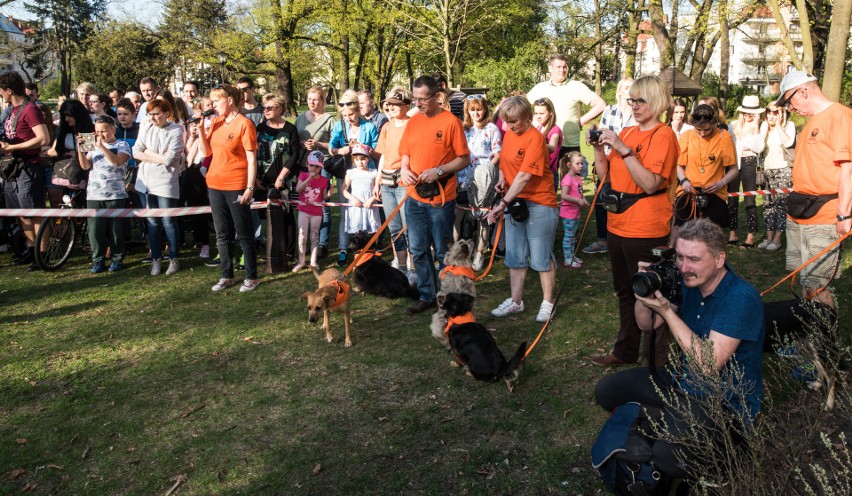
[763,298,839,410]
[441,292,527,391]
[347,231,419,300]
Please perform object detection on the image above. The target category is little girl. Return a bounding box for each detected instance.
[343,144,381,236]
[532,97,563,189]
[560,151,589,268]
[293,150,331,272]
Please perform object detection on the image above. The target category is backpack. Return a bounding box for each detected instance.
[591,402,674,495]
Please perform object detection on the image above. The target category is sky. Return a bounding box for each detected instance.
[4,0,161,27]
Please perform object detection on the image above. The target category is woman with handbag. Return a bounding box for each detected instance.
[586,76,680,367]
[758,103,796,251]
[374,86,415,281]
[295,85,335,259]
[485,96,558,324]
[327,89,379,266]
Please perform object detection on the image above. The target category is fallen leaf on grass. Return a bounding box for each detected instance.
[834,443,845,451]
[243,336,254,341]
[378,416,388,422]
[16,439,27,444]
[22,482,38,492]
[3,468,26,480]
[47,464,64,470]
[312,464,322,475]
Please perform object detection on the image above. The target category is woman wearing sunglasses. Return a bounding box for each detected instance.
[758,104,796,251]
[586,75,680,368]
[195,83,260,292]
[729,95,766,248]
[326,89,379,266]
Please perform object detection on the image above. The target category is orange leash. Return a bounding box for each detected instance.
[473,217,503,282]
[760,230,850,297]
[523,178,606,360]
[343,190,411,277]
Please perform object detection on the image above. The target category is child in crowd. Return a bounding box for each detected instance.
[560,151,588,268]
[293,150,331,272]
[77,116,132,273]
[343,144,380,236]
[532,97,563,189]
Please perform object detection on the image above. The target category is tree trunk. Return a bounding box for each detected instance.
[594,0,601,93]
[794,0,815,72]
[719,0,730,110]
[821,0,851,100]
[648,0,673,68]
[340,33,350,94]
[624,3,638,79]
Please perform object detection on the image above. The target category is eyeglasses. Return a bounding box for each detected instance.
[691,114,715,123]
[337,101,357,108]
[466,94,485,101]
[262,106,278,111]
[626,98,647,107]
[767,109,781,115]
[412,94,436,104]
[780,88,800,109]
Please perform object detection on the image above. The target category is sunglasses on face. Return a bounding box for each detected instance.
[338,101,357,108]
[262,106,278,111]
[767,109,781,115]
[691,114,715,123]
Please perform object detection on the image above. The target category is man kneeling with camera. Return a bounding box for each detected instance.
[595,218,765,482]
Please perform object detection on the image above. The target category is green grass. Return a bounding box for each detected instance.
[1,203,850,494]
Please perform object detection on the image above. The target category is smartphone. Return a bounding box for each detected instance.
[79,133,96,152]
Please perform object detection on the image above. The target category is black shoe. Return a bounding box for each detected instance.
[316,245,328,259]
[11,250,33,266]
[205,256,221,268]
[494,248,505,259]
[406,299,437,315]
[26,260,41,272]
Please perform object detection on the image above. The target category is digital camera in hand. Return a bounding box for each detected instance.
[588,129,603,144]
[631,246,681,304]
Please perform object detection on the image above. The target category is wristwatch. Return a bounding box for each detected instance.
[436,167,445,177]
[837,214,851,222]
[246,186,255,191]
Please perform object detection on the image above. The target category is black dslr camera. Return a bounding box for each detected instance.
[631,246,681,304]
[588,129,603,144]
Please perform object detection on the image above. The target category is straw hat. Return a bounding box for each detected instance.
[737,95,765,114]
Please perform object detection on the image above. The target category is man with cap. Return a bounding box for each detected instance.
[775,70,852,308]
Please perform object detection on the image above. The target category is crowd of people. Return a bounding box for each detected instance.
[0,56,850,487]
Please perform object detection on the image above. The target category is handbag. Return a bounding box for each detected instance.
[505,197,529,222]
[756,164,765,188]
[599,183,667,214]
[415,173,453,200]
[380,169,400,188]
[324,118,351,179]
[0,155,25,181]
[52,155,88,190]
[786,191,838,219]
[124,167,138,193]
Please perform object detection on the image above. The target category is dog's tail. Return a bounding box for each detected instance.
[501,341,527,382]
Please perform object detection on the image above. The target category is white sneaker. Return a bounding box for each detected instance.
[211,278,235,292]
[472,252,485,271]
[570,259,583,268]
[199,245,210,258]
[757,239,770,250]
[151,259,162,275]
[240,279,260,292]
[391,258,400,270]
[765,242,781,251]
[491,298,524,317]
[536,300,554,323]
[406,269,418,286]
[292,263,304,273]
[165,259,179,275]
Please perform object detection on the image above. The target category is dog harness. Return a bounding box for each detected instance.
[440,265,476,281]
[329,280,350,309]
[444,311,476,336]
[354,250,381,267]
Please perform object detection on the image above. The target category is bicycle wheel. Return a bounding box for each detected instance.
[35,217,76,271]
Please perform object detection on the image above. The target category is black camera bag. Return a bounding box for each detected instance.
[600,183,667,214]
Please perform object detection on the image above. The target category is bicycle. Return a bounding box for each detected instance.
[35,190,89,271]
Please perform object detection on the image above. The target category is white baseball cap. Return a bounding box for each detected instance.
[775,70,817,106]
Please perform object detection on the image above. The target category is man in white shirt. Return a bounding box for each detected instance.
[135,77,161,124]
[527,54,606,158]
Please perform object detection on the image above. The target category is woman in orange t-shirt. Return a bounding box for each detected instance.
[196,83,260,293]
[587,76,679,367]
[486,96,559,324]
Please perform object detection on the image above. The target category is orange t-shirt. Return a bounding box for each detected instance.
[398,110,470,204]
[205,114,259,191]
[499,126,557,208]
[606,123,679,238]
[376,119,407,171]
[790,103,852,224]
[677,128,737,201]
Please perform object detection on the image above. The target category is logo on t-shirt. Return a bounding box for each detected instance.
[434,130,444,144]
[635,144,643,154]
[807,128,820,144]
[708,154,716,162]
[516,148,524,158]
[227,133,235,141]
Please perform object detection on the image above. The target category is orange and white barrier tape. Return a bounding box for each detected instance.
[727,187,793,197]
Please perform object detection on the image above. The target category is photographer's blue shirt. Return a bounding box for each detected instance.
[676,265,765,421]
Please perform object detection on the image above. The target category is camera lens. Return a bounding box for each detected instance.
[631,271,661,297]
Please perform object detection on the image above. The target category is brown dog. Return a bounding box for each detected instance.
[301,267,353,347]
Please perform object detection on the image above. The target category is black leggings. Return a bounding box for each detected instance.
[727,157,758,233]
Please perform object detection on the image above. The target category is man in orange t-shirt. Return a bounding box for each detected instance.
[398,75,470,315]
[485,96,559,324]
[775,70,852,307]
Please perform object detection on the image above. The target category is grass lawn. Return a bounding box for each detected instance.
[1,192,850,494]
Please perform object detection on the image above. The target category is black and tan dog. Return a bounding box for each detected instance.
[440,292,527,392]
[763,298,839,410]
[347,231,419,299]
[431,240,477,348]
[301,267,353,347]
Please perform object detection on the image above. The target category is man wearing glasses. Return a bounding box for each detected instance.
[236,77,263,127]
[398,75,471,315]
[527,54,605,162]
[775,70,852,308]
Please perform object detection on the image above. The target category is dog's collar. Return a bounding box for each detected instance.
[354,250,380,267]
[440,265,476,281]
[444,311,476,335]
[330,280,350,309]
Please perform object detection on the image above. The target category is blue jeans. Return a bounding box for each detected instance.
[140,193,179,260]
[209,188,258,280]
[381,184,408,252]
[318,169,350,250]
[405,198,455,302]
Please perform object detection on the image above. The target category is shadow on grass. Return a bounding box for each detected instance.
[0,300,108,325]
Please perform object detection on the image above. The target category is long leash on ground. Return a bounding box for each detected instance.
[343,190,412,277]
[522,178,607,360]
[760,230,851,298]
